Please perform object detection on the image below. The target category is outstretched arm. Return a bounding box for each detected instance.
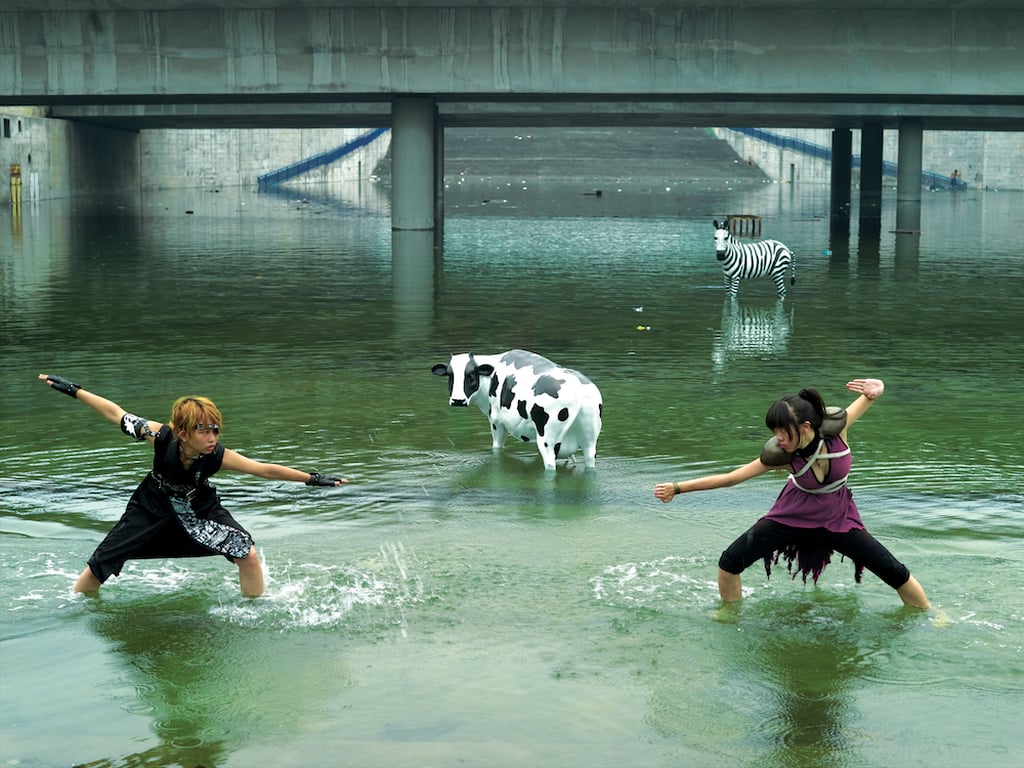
[38,373,126,427]
[220,449,348,486]
[654,457,773,503]
[844,378,884,430]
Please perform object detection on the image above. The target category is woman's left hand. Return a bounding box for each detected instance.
[306,472,348,487]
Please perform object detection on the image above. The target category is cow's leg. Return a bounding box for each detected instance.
[535,420,560,470]
[489,417,507,450]
[536,440,558,471]
[574,409,601,469]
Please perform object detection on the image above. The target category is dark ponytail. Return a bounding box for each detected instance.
[766,388,828,434]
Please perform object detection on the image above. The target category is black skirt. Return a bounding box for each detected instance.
[86,477,254,583]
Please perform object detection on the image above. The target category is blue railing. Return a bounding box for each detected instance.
[257,127,389,189]
[728,127,959,189]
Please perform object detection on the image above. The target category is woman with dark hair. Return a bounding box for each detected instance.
[654,378,929,608]
[38,373,346,597]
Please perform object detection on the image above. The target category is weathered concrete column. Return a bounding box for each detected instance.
[859,123,883,219]
[391,98,438,231]
[895,118,923,233]
[830,128,852,241]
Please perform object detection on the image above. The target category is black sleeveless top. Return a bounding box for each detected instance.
[148,425,225,502]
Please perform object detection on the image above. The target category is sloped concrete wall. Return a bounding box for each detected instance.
[716,127,1024,191]
[140,128,391,191]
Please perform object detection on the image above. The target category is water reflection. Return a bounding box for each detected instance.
[711,298,793,375]
[728,596,916,768]
[79,594,352,768]
[856,224,881,278]
[893,231,920,279]
[392,229,439,341]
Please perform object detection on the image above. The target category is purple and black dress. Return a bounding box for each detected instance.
[719,435,910,589]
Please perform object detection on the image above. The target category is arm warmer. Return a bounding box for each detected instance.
[120,413,156,441]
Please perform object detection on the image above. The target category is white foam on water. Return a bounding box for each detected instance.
[590,555,734,611]
[208,541,432,631]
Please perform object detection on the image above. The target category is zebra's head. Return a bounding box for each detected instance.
[713,219,732,261]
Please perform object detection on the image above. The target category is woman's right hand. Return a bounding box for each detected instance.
[653,482,679,503]
[846,378,884,400]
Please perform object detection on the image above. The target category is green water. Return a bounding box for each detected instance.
[1,179,1022,768]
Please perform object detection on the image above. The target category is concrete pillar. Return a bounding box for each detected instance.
[829,128,852,242]
[895,118,923,233]
[859,123,883,220]
[391,98,437,231]
[434,121,446,243]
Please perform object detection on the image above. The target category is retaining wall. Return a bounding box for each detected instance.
[715,127,1024,191]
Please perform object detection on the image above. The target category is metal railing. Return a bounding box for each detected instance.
[728,127,959,189]
[256,127,389,189]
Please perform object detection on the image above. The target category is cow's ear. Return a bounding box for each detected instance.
[431,364,450,376]
[477,364,494,376]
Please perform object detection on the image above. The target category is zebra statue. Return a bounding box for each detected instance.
[713,219,796,298]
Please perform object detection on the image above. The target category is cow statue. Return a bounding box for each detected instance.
[431,349,603,470]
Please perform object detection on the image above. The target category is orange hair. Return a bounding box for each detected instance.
[168,396,223,436]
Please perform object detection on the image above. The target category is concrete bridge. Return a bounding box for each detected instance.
[2,0,1023,233]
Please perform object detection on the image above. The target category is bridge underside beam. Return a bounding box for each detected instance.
[4,3,1022,134]
[48,98,1024,133]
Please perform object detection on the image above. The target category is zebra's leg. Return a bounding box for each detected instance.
[727,275,740,298]
[773,272,787,298]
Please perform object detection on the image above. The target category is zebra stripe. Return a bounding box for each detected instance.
[713,220,795,298]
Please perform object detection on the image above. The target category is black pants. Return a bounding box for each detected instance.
[718,517,911,589]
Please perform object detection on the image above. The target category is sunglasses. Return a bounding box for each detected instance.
[194,423,220,434]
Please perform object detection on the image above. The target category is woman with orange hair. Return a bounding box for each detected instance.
[39,373,345,597]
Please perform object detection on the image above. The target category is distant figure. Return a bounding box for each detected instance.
[713,219,796,299]
[950,169,961,190]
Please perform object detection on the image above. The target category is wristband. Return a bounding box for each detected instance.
[672,482,682,494]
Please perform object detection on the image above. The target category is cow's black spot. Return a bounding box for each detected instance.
[530,403,550,437]
[490,375,500,399]
[533,374,565,399]
[520,435,531,442]
[554,442,562,457]
[558,407,569,422]
[517,399,528,420]
[500,375,517,410]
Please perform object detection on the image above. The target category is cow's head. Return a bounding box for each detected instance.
[713,219,730,261]
[432,353,494,407]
